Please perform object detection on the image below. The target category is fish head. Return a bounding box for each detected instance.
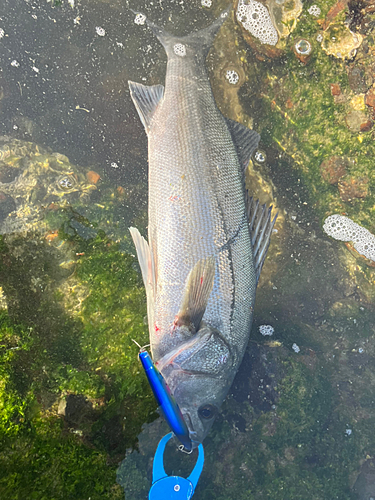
[174,372,231,448]
[158,324,234,448]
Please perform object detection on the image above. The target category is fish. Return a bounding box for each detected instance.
[129,7,276,448]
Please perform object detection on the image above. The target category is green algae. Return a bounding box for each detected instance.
[198,350,361,500]
[240,0,375,230]
[0,416,124,500]
[0,222,156,496]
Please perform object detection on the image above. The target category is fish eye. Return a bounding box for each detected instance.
[198,404,217,420]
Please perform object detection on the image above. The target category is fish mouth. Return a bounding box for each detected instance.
[182,411,201,450]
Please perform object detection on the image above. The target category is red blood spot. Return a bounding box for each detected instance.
[200,276,203,285]
[154,324,160,332]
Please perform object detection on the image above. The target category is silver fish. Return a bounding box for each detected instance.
[129,8,276,448]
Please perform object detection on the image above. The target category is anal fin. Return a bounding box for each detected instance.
[247,197,278,283]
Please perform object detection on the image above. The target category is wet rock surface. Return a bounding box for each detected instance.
[353,459,375,500]
[338,175,369,201]
[0,137,99,234]
[58,394,95,427]
[320,155,349,184]
[345,110,373,132]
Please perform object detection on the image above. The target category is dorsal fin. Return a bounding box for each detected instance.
[225,118,260,169]
[128,81,164,133]
[246,196,278,283]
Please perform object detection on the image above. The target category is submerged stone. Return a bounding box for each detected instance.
[338,175,369,202]
[0,137,99,235]
[352,458,375,499]
[365,87,375,108]
[319,156,348,185]
[330,83,341,96]
[348,65,369,94]
[350,94,366,111]
[345,110,372,132]
[321,23,363,59]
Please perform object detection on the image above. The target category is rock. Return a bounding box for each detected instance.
[365,87,375,108]
[58,394,94,426]
[0,137,99,235]
[330,83,341,96]
[345,110,373,132]
[348,65,369,94]
[0,191,16,222]
[235,0,304,56]
[350,94,366,111]
[319,156,348,184]
[266,0,303,41]
[320,0,348,31]
[0,165,21,183]
[338,175,369,202]
[360,119,373,131]
[86,170,101,184]
[352,458,375,500]
[334,93,347,104]
[322,23,363,59]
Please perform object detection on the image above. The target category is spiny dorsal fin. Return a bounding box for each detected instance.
[177,256,216,331]
[246,196,278,283]
[128,81,164,133]
[225,118,260,169]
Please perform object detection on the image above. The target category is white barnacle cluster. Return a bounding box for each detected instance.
[295,39,311,55]
[292,343,300,353]
[0,28,5,39]
[201,0,212,7]
[174,43,186,57]
[236,0,278,46]
[134,13,146,26]
[259,324,274,336]
[225,69,239,85]
[323,214,375,262]
[95,26,106,37]
[308,4,321,17]
[254,150,266,163]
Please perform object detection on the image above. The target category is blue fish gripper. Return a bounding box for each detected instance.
[149,433,204,500]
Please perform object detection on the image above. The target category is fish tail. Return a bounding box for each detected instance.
[136,6,231,59]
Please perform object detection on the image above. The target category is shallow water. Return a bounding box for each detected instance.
[1,1,375,499]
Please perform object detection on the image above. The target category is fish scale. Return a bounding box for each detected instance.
[129,8,275,448]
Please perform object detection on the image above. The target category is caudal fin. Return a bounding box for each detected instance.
[132,6,231,60]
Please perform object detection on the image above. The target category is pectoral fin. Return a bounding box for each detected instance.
[177,257,216,331]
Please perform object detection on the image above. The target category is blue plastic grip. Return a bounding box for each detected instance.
[149,433,204,500]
